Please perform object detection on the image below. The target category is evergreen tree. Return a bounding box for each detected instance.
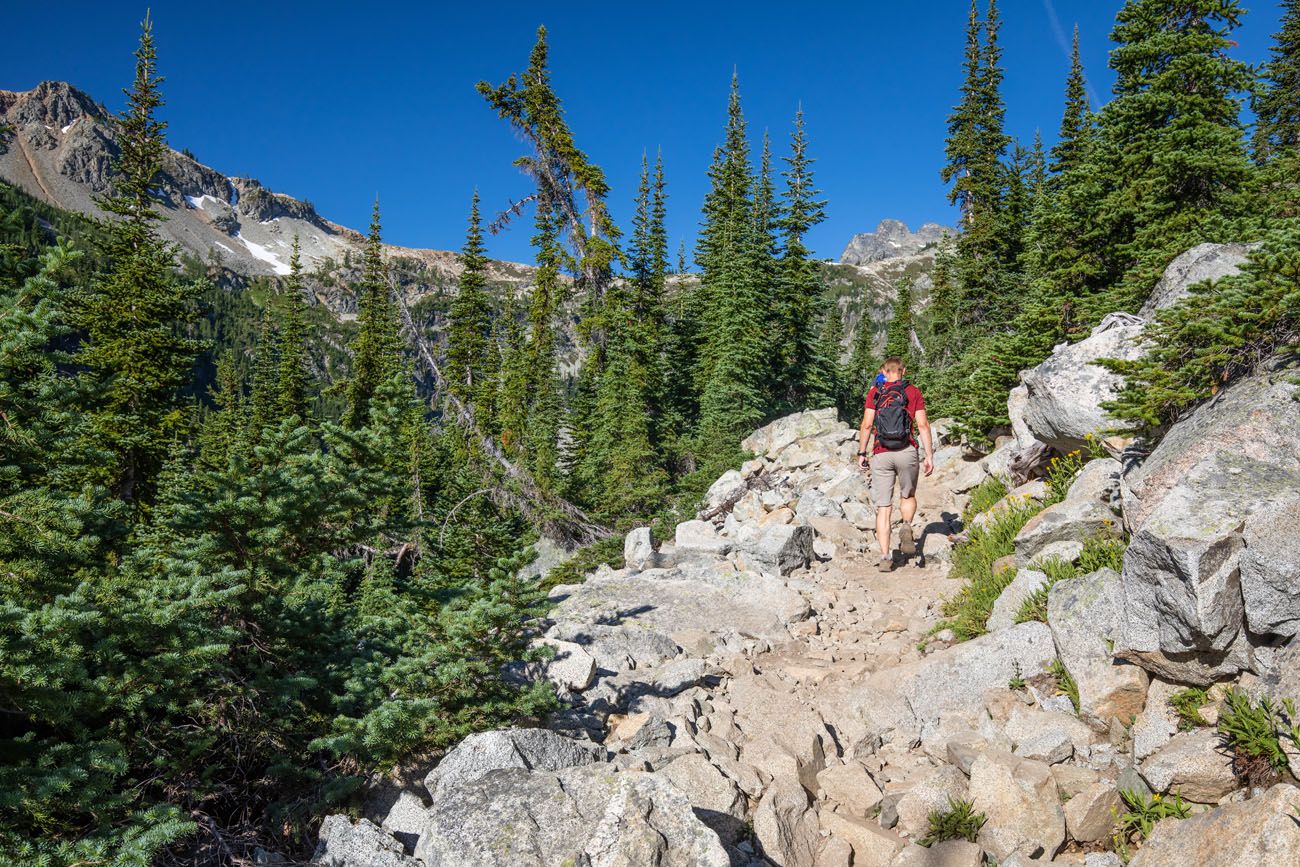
[1051,25,1092,176]
[774,106,834,409]
[1253,0,1300,214]
[445,190,498,427]
[70,13,201,506]
[695,74,768,451]
[277,235,310,419]
[247,310,279,444]
[344,199,402,428]
[883,276,915,364]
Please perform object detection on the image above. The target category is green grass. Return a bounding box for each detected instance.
[1217,689,1300,787]
[1114,789,1191,847]
[936,497,1044,640]
[1169,687,1210,732]
[962,475,1009,524]
[918,798,986,847]
[1013,534,1127,625]
[1049,657,1080,715]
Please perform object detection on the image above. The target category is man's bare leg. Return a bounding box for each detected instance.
[876,504,893,557]
[898,495,917,555]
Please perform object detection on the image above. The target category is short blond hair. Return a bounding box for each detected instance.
[882,357,905,374]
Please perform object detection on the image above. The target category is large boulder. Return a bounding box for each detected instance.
[1019,313,1145,452]
[854,622,1058,743]
[580,773,732,867]
[422,728,603,800]
[753,776,820,867]
[657,753,746,842]
[737,523,815,576]
[1047,568,1149,730]
[1013,462,1123,567]
[1138,242,1253,318]
[968,749,1066,861]
[1129,783,1300,867]
[1138,729,1237,804]
[1240,494,1300,639]
[549,564,809,659]
[742,408,843,458]
[313,816,420,866]
[987,568,1049,632]
[1116,369,1300,684]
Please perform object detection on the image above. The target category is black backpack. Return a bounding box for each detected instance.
[872,381,913,451]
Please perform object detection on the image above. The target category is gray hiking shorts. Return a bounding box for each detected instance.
[869,447,920,507]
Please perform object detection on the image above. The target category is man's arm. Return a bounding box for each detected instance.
[858,407,876,470]
[915,408,935,476]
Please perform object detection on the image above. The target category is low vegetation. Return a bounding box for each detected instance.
[962,475,1009,524]
[1048,657,1081,715]
[1217,688,1300,788]
[1112,789,1191,859]
[1013,533,1127,624]
[919,798,986,847]
[937,497,1043,640]
[1169,687,1211,732]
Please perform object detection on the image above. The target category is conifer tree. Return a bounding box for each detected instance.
[883,276,915,364]
[277,235,310,419]
[1253,0,1300,214]
[695,74,768,451]
[1085,0,1254,308]
[344,199,402,428]
[247,312,279,444]
[774,106,834,409]
[1051,25,1092,176]
[445,191,498,427]
[71,13,200,505]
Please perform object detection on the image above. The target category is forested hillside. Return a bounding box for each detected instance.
[2,1,1299,864]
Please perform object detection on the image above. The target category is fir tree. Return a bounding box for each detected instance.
[445,190,498,428]
[247,311,279,444]
[277,235,310,419]
[344,198,402,428]
[774,106,834,409]
[71,13,201,505]
[1051,24,1092,176]
[1253,0,1300,214]
[695,73,768,450]
[883,276,915,364]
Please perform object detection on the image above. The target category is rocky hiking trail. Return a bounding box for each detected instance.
[312,246,1300,867]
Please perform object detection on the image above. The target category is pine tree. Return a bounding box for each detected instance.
[247,311,279,444]
[941,0,986,224]
[774,106,834,410]
[695,73,768,451]
[344,199,402,428]
[1051,25,1092,176]
[1085,0,1255,309]
[1253,0,1300,214]
[883,276,915,365]
[71,13,201,505]
[277,235,310,419]
[445,191,498,428]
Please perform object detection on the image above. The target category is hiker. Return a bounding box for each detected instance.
[856,357,935,571]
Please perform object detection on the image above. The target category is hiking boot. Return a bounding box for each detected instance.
[899,524,916,556]
[877,555,894,573]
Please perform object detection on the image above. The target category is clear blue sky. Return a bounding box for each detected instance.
[0,1,1284,265]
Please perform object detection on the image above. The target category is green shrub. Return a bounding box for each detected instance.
[1169,687,1211,732]
[1042,437,1104,505]
[1013,534,1127,625]
[1077,533,1126,573]
[937,497,1044,640]
[1114,789,1191,846]
[1217,688,1300,787]
[962,475,1009,524]
[919,798,986,847]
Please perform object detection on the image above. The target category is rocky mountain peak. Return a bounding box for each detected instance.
[0,80,107,129]
[839,218,953,266]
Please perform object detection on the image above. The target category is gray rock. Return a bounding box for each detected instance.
[1064,782,1122,844]
[1013,495,1122,567]
[1026,539,1084,568]
[537,638,597,692]
[1085,853,1124,867]
[742,408,843,458]
[1132,679,1183,761]
[819,810,906,865]
[968,749,1065,861]
[813,538,836,561]
[640,657,706,697]
[1117,369,1300,684]
[1047,568,1149,730]
[987,568,1049,632]
[737,523,814,576]
[1118,765,1152,799]
[754,776,820,867]
[952,459,991,494]
[1129,783,1300,867]
[1004,705,1095,765]
[1067,457,1122,505]
[1240,494,1300,639]
[894,765,970,839]
[704,470,748,512]
[1139,242,1253,318]
[1139,729,1237,803]
[891,839,984,867]
[1020,313,1146,452]
[816,762,884,817]
[657,753,746,842]
[313,816,420,867]
[675,520,733,558]
[580,773,732,867]
[856,622,1058,743]
[547,621,681,674]
[379,791,429,852]
[422,728,603,800]
[624,527,658,571]
[839,219,952,266]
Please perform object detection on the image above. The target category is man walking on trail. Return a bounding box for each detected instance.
[857,357,934,572]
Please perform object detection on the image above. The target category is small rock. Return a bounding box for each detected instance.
[987,569,1049,632]
[1064,782,1122,844]
[1139,729,1238,803]
[891,839,984,867]
[754,776,820,867]
[814,538,837,561]
[816,761,884,817]
[537,638,598,692]
[624,527,658,571]
[968,749,1065,862]
[313,816,418,866]
[819,811,906,866]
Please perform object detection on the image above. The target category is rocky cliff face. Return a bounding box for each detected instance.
[839,218,952,266]
[0,81,537,297]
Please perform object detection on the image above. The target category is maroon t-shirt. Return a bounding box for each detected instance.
[865,383,926,455]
